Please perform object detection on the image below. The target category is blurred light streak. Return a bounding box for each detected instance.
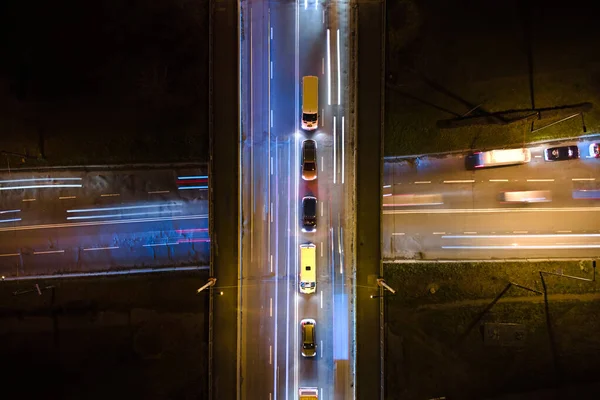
[0,218,22,223]
[384,206,600,214]
[178,185,208,190]
[176,228,209,234]
[1,266,209,281]
[337,29,341,105]
[0,184,82,191]
[0,177,82,183]
[443,233,600,239]
[67,210,182,220]
[177,238,211,244]
[327,29,331,105]
[34,250,64,255]
[177,175,208,180]
[68,202,182,213]
[0,209,20,214]
[83,246,119,251]
[0,253,20,257]
[443,244,600,249]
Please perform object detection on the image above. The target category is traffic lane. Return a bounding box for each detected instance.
[383,150,599,186]
[383,208,600,259]
[383,181,599,210]
[0,218,210,277]
[270,0,297,136]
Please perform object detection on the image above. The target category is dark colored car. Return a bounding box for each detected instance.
[302,196,317,233]
[302,140,317,181]
[544,145,579,161]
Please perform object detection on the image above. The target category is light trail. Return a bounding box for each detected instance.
[442,233,600,239]
[337,29,341,105]
[0,184,82,191]
[68,202,182,213]
[0,253,20,257]
[178,185,208,190]
[443,244,600,250]
[0,214,208,233]
[0,209,20,214]
[83,246,120,251]
[67,210,183,220]
[443,179,475,184]
[333,116,337,183]
[1,265,208,281]
[342,116,345,184]
[143,243,179,247]
[384,206,600,215]
[327,29,331,105]
[0,177,82,184]
[177,175,208,180]
[34,250,65,255]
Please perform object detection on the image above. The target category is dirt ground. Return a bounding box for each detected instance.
[0,271,210,399]
[385,0,600,156]
[383,261,600,399]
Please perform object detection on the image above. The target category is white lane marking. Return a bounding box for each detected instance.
[341,115,345,183]
[444,180,475,184]
[59,196,77,200]
[320,340,323,358]
[489,179,508,182]
[444,244,600,250]
[143,243,179,247]
[444,233,600,239]
[572,178,596,181]
[0,253,20,257]
[322,58,325,75]
[321,290,323,308]
[383,185,391,188]
[22,198,36,202]
[557,230,572,233]
[270,202,273,223]
[527,179,554,182]
[321,109,325,126]
[270,297,273,317]
[270,157,273,175]
[513,231,528,234]
[320,243,323,257]
[464,231,477,234]
[270,61,273,79]
[270,26,273,40]
[148,191,170,194]
[327,28,331,105]
[321,156,324,171]
[337,29,341,105]
[433,232,446,235]
[83,246,119,251]
[392,232,405,236]
[414,181,431,184]
[101,193,120,197]
[382,194,392,197]
[333,116,336,184]
[320,201,323,216]
[270,254,273,273]
[270,109,273,127]
[322,9,324,23]
[535,155,542,158]
[270,345,272,365]
[384,206,600,215]
[34,250,64,255]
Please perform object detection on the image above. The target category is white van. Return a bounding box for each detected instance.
[301,76,318,131]
[299,243,316,294]
[468,148,531,169]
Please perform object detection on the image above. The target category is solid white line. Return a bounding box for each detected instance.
[83,246,119,251]
[59,196,77,200]
[444,244,600,250]
[327,29,331,105]
[34,250,64,255]
[443,233,600,239]
[414,181,431,184]
[0,253,20,257]
[147,191,170,194]
[433,232,446,235]
[444,180,475,184]
[22,198,36,202]
[320,243,323,257]
[489,179,508,182]
[101,193,120,197]
[384,206,600,215]
[321,156,324,171]
[270,298,273,317]
[572,178,596,181]
[270,109,273,127]
[392,232,405,236]
[557,230,572,233]
[270,202,273,223]
[320,201,323,216]
[322,58,324,75]
[333,116,336,184]
[341,116,345,183]
[321,290,323,308]
[337,29,341,105]
[271,157,273,175]
[527,179,554,182]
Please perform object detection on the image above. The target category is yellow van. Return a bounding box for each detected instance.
[299,243,316,294]
[302,76,318,131]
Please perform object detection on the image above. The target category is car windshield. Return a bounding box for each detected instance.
[304,198,316,216]
[303,113,318,123]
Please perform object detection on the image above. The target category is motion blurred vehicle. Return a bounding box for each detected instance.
[302,139,317,180]
[544,145,579,161]
[301,318,317,357]
[572,189,600,200]
[499,190,552,203]
[465,148,531,170]
[302,196,317,232]
[589,143,600,158]
[299,387,319,399]
[301,76,319,130]
[299,243,316,294]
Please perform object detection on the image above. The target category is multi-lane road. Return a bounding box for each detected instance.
[239,0,354,399]
[383,140,600,260]
[0,167,209,278]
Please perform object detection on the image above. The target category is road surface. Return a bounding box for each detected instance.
[382,140,600,260]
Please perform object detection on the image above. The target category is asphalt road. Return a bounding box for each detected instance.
[239,0,354,399]
[383,139,600,260]
[0,167,209,277]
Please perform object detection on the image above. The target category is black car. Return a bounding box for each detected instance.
[544,145,579,161]
[302,196,317,232]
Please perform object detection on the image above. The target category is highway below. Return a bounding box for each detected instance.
[0,167,209,277]
[382,140,600,260]
[239,0,354,399]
